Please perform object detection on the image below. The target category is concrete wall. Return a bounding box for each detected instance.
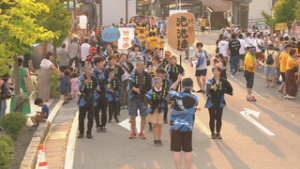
[102,0,136,26]
[248,0,272,25]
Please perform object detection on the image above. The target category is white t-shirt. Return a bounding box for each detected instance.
[121,62,130,81]
[191,50,211,70]
[218,40,229,57]
[40,59,53,69]
[246,37,252,47]
[238,39,247,55]
[80,43,91,61]
[251,38,263,53]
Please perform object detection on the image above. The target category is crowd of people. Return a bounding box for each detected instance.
[215,24,300,100]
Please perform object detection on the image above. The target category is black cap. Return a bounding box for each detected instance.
[182,78,193,87]
[268,44,275,50]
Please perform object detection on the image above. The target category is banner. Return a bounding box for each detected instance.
[275,23,287,31]
[167,12,195,51]
[118,28,135,49]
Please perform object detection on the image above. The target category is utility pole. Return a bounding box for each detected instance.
[99,0,102,26]
[126,0,128,23]
[73,0,77,32]
[175,0,178,10]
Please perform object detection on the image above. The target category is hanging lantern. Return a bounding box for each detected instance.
[79,15,87,29]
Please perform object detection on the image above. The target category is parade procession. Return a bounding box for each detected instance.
[1,0,300,169]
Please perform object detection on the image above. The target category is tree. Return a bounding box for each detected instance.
[295,1,300,22]
[0,0,55,112]
[261,10,276,32]
[36,0,72,66]
[273,0,296,26]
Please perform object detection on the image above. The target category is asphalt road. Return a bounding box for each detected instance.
[72,34,300,169]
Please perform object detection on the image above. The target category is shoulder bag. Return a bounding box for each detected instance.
[23,69,34,94]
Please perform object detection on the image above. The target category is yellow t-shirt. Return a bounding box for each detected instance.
[286,56,297,71]
[201,19,206,27]
[137,34,146,43]
[146,38,151,50]
[150,37,159,50]
[280,52,289,73]
[244,53,256,73]
[264,50,278,67]
[159,39,164,49]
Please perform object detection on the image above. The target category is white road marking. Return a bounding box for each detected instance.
[118,110,143,133]
[194,115,211,135]
[240,108,275,136]
[64,110,79,169]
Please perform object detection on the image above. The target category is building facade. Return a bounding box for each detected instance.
[224,0,252,29]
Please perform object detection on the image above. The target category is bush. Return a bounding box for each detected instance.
[0,141,14,169]
[0,135,14,149]
[0,113,27,140]
[146,10,151,16]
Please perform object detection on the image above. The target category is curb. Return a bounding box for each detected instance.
[64,110,79,169]
[20,100,64,169]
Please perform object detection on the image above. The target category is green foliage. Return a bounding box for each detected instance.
[0,141,14,169]
[50,71,60,98]
[140,10,146,16]
[146,10,151,16]
[295,1,300,22]
[36,0,72,49]
[15,93,30,110]
[214,23,223,29]
[261,10,276,31]
[0,0,55,76]
[32,75,39,98]
[272,0,295,26]
[0,135,14,149]
[0,113,27,140]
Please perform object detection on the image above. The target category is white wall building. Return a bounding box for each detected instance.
[248,0,273,29]
[102,0,136,26]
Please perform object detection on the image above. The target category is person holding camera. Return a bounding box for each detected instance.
[190,42,213,94]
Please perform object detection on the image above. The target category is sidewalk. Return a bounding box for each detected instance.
[44,100,78,169]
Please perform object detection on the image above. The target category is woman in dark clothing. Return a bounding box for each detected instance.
[205,67,233,139]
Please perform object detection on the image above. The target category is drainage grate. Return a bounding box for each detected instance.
[49,131,67,140]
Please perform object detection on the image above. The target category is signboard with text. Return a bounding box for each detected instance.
[275,23,287,30]
[167,12,195,51]
[118,28,134,49]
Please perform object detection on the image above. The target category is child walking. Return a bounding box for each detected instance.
[157,69,169,124]
[70,72,80,100]
[145,77,168,146]
[107,68,121,123]
[58,70,71,104]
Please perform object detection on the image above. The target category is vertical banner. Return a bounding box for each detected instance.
[167,12,195,51]
[118,28,135,49]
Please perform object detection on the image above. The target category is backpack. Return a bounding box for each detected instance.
[266,50,275,65]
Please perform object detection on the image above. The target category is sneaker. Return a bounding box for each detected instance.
[216,133,222,139]
[153,140,159,146]
[266,84,269,87]
[120,106,125,109]
[157,140,163,146]
[129,132,136,139]
[231,71,236,75]
[247,96,256,101]
[276,90,283,94]
[196,90,204,93]
[284,95,296,99]
[96,126,101,132]
[30,125,38,131]
[164,120,168,124]
[211,133,216,139]
[101,126,107,132]
[86,133,93,139]
[77,133,84,138]
[115,117,120,123]
[139,132,146,139]
[108,118,112,123]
